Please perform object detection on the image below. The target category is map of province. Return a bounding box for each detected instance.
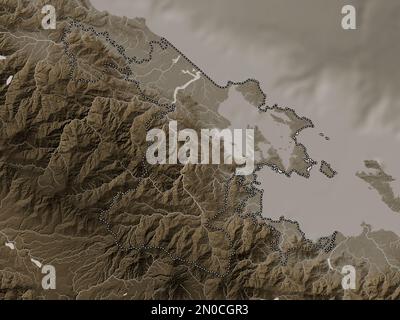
[1,0,400,300]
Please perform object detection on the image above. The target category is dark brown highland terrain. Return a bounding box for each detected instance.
[1,0,400,299]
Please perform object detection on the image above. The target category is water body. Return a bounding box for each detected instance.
[90,0,400,238]
[218,87,294,170]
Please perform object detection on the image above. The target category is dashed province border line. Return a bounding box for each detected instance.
[61,19,337,277]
